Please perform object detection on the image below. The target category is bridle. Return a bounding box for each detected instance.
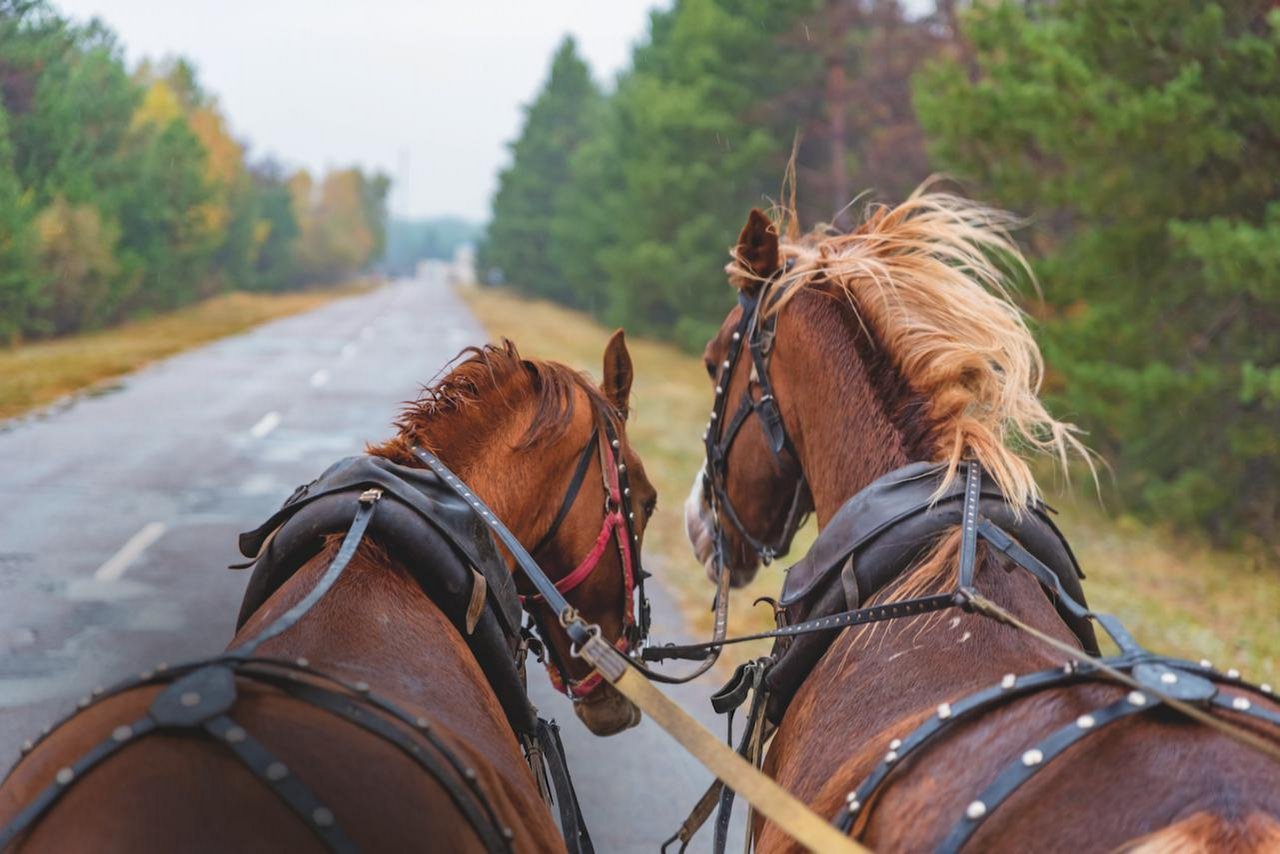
[638,266,810,678]
[522,409,650,699]
[703,263,810,567]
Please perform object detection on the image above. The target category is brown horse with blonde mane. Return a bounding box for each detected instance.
[685,190,1280,852]
[0,333,657,852]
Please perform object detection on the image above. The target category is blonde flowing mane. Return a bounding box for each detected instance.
[731,183,1093,510]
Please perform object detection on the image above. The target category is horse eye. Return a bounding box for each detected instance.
[704,360,717,380]
[643,498,658,519]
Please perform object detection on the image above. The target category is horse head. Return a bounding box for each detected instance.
[375,332,657,735]
[686,188,1090,590]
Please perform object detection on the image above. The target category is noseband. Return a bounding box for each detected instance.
[703,267,809,566]
[525,412,650,698]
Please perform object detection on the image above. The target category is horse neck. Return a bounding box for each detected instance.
[776,290,934,524]
[773,290,1081,682]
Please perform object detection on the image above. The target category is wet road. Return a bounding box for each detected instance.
[0,279,743,851]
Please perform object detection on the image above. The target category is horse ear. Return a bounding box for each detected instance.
[602,328,633,418]
[731,208,780,294]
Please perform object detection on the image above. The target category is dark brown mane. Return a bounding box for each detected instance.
[373,339,613,461]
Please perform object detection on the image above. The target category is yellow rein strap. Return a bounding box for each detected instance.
[576,634,868,853]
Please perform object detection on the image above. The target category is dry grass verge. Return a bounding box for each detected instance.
[462,286,1277,685]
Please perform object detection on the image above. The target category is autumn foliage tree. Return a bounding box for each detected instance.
[0,0,389,342]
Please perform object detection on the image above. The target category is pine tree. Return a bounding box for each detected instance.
[483,36,602,304]
[916,0,1280,543]
[540,0,942,347]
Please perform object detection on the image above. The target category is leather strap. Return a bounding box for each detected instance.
[956,463,981,590]
[644,593,958,661]
[713,660,770,854]
[573,633,867,853]
[535,718,595,854]
[0,716,157,850]
[530,429,599,556]
[937,697,1155,853]
[246,670,511,851]
[205,713,357,852]
[234,489,381,657]
[412,447,590,646]
[833,664,1085,835]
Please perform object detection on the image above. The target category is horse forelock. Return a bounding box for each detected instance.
[733,180,1095,512]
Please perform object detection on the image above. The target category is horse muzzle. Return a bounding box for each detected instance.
[684,465,718,582]
[574,681,642,736]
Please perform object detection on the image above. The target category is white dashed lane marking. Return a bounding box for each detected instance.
[309,369,330,388]
[249,411,281,439]
[340,343,358,361]
[93,522,167,582]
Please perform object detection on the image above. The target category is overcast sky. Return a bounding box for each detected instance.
[54,1,666,222]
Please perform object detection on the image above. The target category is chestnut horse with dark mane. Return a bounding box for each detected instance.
[0,334,657,852]
[685,192,1280,852]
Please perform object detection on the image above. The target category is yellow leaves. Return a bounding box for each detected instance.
[193,200,229,235]
[34,197,118,278]
[132,81,246,238]
[33,197,120,332]
[130,80,183,131]
[288,167,379,280]
[188,105,243,188]
[251,218,273,252]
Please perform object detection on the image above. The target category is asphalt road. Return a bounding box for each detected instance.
[0,278,743,852]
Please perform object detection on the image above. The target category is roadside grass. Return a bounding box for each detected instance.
[462,287,1278,685]
[0,281,377,422]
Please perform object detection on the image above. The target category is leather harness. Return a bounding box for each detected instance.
[1,415,648,854]
[764,460,1097,724]
[656,277,1280,852]
[701,274,811,566]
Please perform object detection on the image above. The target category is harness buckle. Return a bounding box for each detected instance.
[558,605,582,629]
[358,487,383,505]
[568,623,602,660]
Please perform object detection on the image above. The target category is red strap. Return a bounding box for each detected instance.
[526,434,641,699]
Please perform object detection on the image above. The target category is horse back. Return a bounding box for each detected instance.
[0,545,564,853]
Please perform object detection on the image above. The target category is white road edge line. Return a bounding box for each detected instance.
[94,522,167,582]
[309,369,330,388]
[250,410,281,438]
